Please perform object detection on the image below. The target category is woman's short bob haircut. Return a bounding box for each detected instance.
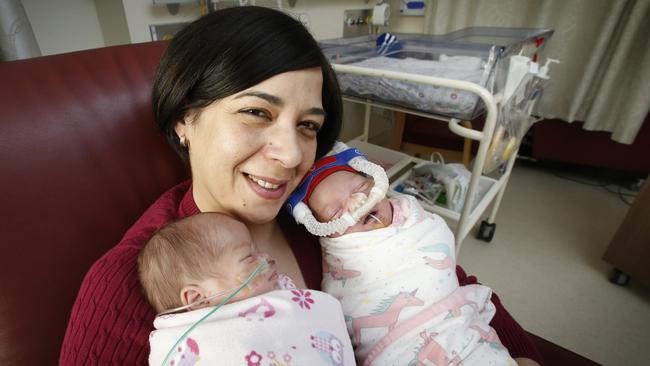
[153,6,342,161]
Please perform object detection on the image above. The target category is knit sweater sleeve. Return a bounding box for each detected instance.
[59,243,153,365]
[59,181,193,366]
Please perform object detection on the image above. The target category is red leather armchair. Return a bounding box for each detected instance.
[0,42,598,365]
[0,42,187,365]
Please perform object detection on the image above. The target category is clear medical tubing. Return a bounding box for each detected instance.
[160,260,270,366]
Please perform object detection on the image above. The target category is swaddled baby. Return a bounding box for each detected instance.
[138,212,355,366]
[287,146,516,366]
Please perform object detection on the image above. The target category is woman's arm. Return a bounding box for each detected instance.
[60,245,153,365]
[60,181,192,365]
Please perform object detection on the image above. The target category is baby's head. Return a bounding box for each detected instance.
[286,143,392,237]
[138,212,278,314]
[307,170,393,237]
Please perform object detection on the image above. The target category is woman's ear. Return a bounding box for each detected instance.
[174,119,188,143]
[175,110,199,148]
[180,284,204,309]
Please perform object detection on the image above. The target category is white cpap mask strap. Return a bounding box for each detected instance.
[293,156,389,237]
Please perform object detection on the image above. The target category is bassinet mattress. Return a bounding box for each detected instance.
[337,55,486,119]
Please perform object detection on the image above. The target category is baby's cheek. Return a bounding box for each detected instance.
[343,221,369,235]
[250,277,276,296]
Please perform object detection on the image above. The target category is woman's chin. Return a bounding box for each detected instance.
[238,206,283,225]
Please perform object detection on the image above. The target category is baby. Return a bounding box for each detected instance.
[287,145,516,366]
[138,212,355,366]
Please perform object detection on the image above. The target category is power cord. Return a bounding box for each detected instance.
[549,169,639,206]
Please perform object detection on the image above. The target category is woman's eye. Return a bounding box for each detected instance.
[298,120,322,136]
[241,108,270,120]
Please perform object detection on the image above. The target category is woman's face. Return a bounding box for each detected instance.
[177,68,325,224]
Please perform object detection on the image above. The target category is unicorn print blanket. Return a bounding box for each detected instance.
[149,290,355,366]
[320,195,515,365]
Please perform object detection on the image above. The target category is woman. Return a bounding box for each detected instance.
[60,7,541,366]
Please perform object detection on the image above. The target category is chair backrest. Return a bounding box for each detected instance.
[0,41,188,365]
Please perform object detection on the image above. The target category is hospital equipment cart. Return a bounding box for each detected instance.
[320,28,555,255]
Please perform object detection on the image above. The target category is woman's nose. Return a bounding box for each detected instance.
[265,124,302,168]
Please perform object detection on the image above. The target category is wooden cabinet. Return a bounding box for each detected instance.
[603,178,650,287]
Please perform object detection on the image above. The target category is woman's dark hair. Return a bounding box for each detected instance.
[153,6,342,161]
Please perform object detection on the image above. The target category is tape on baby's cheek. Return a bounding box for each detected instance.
[236,265,267,294]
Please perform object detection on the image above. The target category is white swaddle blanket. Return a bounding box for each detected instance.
[321,195,515,365]
[149,290,355,366]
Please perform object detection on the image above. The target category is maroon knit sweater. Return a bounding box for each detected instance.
[60,180,542,365]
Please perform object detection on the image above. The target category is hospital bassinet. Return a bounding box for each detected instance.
[320,27,553,120]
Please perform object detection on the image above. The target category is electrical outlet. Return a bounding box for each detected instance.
[343,9,373,37]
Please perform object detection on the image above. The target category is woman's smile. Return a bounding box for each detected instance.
[244,172,290,200]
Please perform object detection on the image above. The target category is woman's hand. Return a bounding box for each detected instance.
[515,357,542,366]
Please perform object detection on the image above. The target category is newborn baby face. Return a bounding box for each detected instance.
[194,220,279,307]
[307,170,393,237]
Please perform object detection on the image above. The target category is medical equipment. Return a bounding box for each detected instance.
[396,184,439,206]
[286,141,389,237]
[160,258,270,366]
[503,54,532,104]
[320,27,553,120]
[319,28,555,252]
[367,212,386,228]
[376,32,400,56]
[400,0,426,16]
[372,2,390,26]
[483,55,559,174]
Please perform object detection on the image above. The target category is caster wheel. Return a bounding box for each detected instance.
[477,220,496,242]
[608,268,630,286]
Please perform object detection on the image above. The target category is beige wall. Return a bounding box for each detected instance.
[21,0,425,56]
[22,0,426,142]
[95,0,131,46]
[122,0,199,44]
[121,0,425,44]
[22,0,105,56]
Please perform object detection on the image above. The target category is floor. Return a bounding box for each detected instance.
[453,162,650,366]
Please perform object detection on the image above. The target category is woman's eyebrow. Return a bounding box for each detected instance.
[234,91,326,116]
[305,107,326,117]
[234,91,283,106]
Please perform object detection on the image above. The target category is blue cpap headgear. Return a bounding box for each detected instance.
[285,142,389,236]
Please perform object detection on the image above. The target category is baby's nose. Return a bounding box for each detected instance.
[254,251,269,261]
